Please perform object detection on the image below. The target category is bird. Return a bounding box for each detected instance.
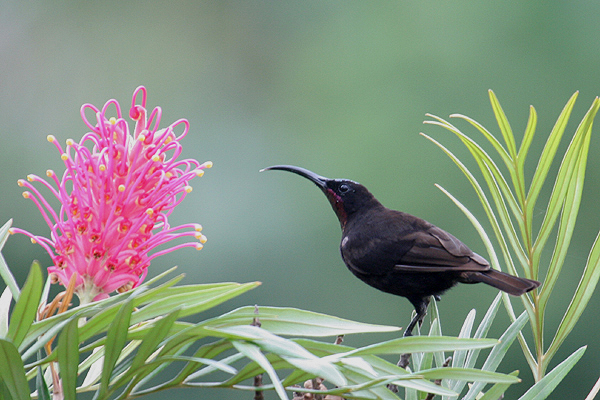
[261,165,540,336]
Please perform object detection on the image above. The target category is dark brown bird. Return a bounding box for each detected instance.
[262,165,539,336]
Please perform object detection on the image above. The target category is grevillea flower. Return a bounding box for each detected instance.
[10,86,211,303]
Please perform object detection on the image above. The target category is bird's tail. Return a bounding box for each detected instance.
[462,269,540,296]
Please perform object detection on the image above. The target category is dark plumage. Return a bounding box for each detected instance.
[262,165,540,336]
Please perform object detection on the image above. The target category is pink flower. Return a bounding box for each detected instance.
[11,86,211,303]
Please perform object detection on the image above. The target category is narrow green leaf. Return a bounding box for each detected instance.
[35,364,51,400]
[131,282,260,323]
[111,310,220,395]
[293,338,457,396]
[0,220,19,301]
[421,133,520,282]
[57,318,80,400]
[479,370,520,400]
[130,309,180,371]
[343,336,497,357]
[0,287,11,338]
[233,341,288,400]
[7,261,43,347]
[546,225,600,362]
[463,311,529,400]
[527,92,579,217]
[489,90,518,162]
[518,105,538,170]
[518,346,585,400]
[0,338,30,400]
[444,308,475,392]
[0,220,11,251]
[539,126,591,312]
[424,118,529,271]
[532,96,598,272]
[206,306,400,337]
[538,97,600,307]
[419,366,520,383]
[99,298,134,398]
[516,105,538,233]
[451,293,503,396]
[169,339,235,386]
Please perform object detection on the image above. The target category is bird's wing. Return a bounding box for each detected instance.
[393,226,489,272]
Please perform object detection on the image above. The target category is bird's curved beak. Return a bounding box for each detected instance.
[260,165,329,189]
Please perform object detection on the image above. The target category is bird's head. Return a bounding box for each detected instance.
[261,165,381,228]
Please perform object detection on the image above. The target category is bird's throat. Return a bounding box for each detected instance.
[325,188,348,228]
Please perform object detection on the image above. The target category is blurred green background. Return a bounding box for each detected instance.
[2,1,600,399]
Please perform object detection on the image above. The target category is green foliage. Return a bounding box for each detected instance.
[0,220,519,400]
[424,91,600,397]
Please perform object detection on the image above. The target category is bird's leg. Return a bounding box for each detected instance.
[404,296,430,337]
[388,297,432,393]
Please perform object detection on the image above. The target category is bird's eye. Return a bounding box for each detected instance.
[339,184,350,193]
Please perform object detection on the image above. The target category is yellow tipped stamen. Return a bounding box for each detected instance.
[199,234,207,244]
[165,136,173,144]
[185,186,193,193]
[8,228,15,235]
[30,238,37,244]
[46,170,54,177]
[61,153,68,161]
[27,174,35,182]
[202,161,213,169]
[66,139,74,146]
[99,164,106,171]
[118,185,126,192]
[17,179,25,187]
[109,117,117,125]
[152,154,160,162]
[146,208,154,216]
[195,224,203,232]
[197,170,205,177]
[138,134,146,142]
[195,243,204,250]
[22,191,30,198]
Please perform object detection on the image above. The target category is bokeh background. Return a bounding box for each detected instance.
[2,1,600,399]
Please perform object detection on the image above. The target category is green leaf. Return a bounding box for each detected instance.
[130,309,180,371]
[0,339,29,400]
[419,366,520,383]
[232,341,288,400]
[0,287,11,338]
[538,97,600,306]
[98,298,134,398]
[131,282,260,323]
[293,338,456,396]
[546,225,600,362]
[516,105,538,230]
[57,318,80,400]
[448,293,503,398]
[421,132,524,287]
[527,92,579,220]
[423,118,529,273]
[444,308,475,391]
[342,336,498,357]
[489,90,518,163]
[463,311,529,400]
[518,346,586,400]
[209,325,347,386]
[518,105,538,171]
[479,370,520,400]
[0,220,19,301]
[35,364,51,400]
[207,306,400,337]
[7,261,43,347]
